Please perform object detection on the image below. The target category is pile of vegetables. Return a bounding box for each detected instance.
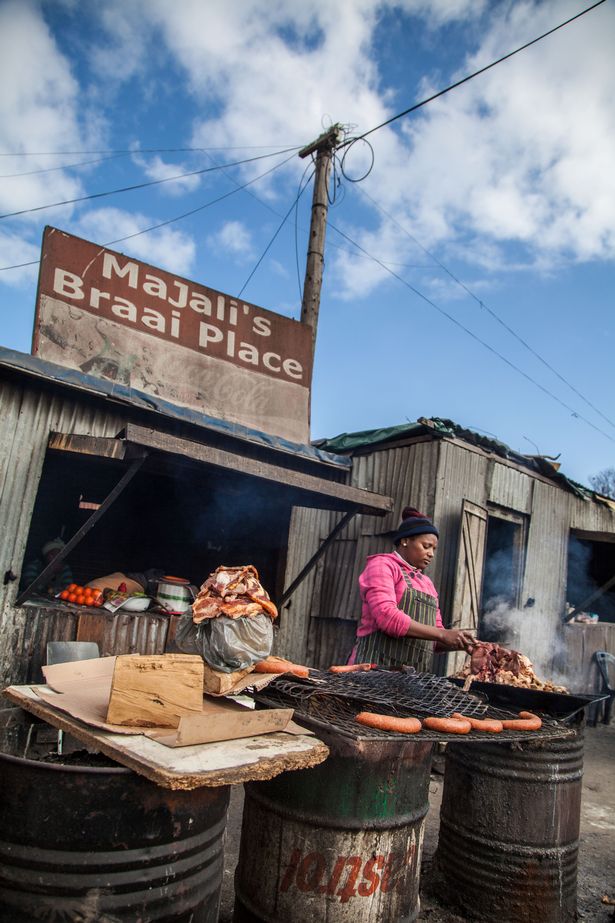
[58,584,103,607]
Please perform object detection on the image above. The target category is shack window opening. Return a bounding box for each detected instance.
[18,448,291,606]
[479,511,527,641]
[567,533,615,623]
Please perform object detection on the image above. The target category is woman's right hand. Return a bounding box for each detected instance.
[440,628,475,652]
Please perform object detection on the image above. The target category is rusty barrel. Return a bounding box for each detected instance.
[436,729,584,923]
[234,736,434,923]
[0,742,229,922]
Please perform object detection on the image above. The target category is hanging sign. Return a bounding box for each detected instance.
[33,227,312,443]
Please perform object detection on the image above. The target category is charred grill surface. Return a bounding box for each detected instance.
[252,669,573,742]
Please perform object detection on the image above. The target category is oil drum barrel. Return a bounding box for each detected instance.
[0,744,230,922]
[436,730,583,923]
[234,737,433,923]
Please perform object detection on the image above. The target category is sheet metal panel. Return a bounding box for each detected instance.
[432,441,489,629]
[488,461,533,513]
[276,507,335,664]
[35,227,313,444]
[569,493,615,535]
[282,442,440,665]
[523,480,571,617]
[0,379,125,686]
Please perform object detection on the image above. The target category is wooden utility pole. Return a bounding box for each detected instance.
[299,124,342,351]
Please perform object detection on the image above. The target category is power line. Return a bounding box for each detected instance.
[0,145,302,156]
[0,152,296,273]
[328,219,615,445]
[238,166,314,298]
[0,152,130,179]
[356,186,615,434]
[0,147,300,220]
[338,0,606,148]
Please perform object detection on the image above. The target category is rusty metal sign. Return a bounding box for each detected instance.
[33,227,313,443]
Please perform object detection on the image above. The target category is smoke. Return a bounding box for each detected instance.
[480,600,571,689]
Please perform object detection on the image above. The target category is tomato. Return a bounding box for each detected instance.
[59,590,70,600]
[67,583,78,593]
[93,598,103,607]
[67,593,77,603]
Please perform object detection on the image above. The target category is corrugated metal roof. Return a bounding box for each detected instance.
[318,415,594,499]
[0,346,351,471]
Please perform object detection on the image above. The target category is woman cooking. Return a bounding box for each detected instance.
[351,507,474,672]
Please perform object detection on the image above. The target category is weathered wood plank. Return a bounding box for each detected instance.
[106,654,204,727]
[48,432,128,459]
[124,422,392,515]
[2,685,329,790]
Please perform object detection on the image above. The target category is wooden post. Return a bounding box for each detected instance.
[299,125,342,352]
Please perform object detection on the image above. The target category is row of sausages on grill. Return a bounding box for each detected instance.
[253,658,542,735]
[355,711,542,735]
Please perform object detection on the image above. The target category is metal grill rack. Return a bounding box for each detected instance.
[253,669,573,743]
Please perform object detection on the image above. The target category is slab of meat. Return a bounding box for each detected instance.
[192,565,278,623]
[454,640,567,693]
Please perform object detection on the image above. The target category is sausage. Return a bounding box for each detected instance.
[328,663,376,673]
[253,657,310,678]
[355,712,422,734]
[423,716,472,734]
[501,710,542,731]
[452,712,504,733]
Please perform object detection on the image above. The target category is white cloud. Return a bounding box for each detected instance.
[5,0,613,304]
[206,221,255,261]
[0,231,40,286]
[0,0,86,220]
[88,0,615,300]
[130,151,202,196]
[77,207,196,277]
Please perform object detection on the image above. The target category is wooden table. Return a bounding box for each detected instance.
[3,684,329,790]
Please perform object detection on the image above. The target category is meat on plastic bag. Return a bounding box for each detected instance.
[175,610,273,672]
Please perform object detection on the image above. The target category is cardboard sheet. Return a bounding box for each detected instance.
[3,684,328,790]
[39,655,293,744]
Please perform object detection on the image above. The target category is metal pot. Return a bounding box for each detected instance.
[155,576,197,614]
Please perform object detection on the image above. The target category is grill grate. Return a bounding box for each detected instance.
[253,668,572,742]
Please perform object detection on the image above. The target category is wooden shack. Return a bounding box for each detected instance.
[278,419,615,693]
[0,346,391,686]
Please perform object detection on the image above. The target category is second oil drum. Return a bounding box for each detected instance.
[234,735,434,923]
[435,729,584,923]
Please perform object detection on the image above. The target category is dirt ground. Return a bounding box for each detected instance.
[218,720,615,922]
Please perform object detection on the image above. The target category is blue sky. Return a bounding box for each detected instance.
[1,0,613,485]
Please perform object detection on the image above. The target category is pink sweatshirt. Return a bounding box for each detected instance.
[357,552,443,639]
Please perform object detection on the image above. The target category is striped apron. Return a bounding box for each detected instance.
[354,573,437,672]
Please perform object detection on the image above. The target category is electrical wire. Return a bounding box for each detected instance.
[337,0,607,148]
[0,152,131,179]
[327,219,615,446]
[356,185,615,434]
[0,147,300,220]
[0,145,302,156]
[237,166,314,299]
[0,152,296,273]
[339,138,375,183]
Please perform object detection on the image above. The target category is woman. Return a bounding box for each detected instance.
[352,507,474,672]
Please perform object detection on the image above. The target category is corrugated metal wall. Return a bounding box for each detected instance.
[488,459,533,513]
[279,440,440,667]
[431,441,489,625]
[281,436,615,672]
[570,494,615,534]
[0,379,125,686]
